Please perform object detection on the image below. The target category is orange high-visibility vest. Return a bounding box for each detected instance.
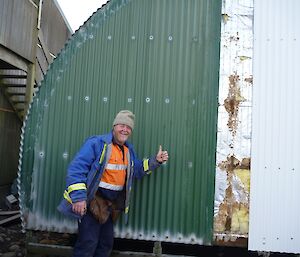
[99,144,128,191]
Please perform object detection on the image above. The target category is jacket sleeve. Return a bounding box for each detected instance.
[65,137,98,203]
[129,146,161,179]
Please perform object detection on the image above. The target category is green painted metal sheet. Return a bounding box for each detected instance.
[19,0,221,245]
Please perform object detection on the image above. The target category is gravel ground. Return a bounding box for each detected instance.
[0,223,26,257]
[0,221,76,257]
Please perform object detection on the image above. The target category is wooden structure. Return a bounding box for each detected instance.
[0,0,72,196]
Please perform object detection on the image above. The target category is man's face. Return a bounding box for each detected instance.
[113,124,132,145]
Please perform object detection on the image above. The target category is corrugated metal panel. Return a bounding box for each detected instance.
[0,0,37,62]
[214,0,253,242]
[19,0,222,245]
[249,0,300,253]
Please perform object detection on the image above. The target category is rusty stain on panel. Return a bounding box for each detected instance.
[229,33,240,42]
[214,0,253,244]
[214,155,250,234]
[224,74,245,137]
[244,76,253,84]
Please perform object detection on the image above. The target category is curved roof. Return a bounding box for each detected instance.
[18,0,221,245]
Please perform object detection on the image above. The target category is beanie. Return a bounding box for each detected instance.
[113,110,135,130]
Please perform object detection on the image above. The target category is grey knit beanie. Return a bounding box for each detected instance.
[113,110,135,130]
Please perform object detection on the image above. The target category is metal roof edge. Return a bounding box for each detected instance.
[17,0,132,232]
[52,0,74,33]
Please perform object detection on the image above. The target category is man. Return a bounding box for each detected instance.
[58,110,169,257]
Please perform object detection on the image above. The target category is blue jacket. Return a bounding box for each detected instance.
[57,132,160,222]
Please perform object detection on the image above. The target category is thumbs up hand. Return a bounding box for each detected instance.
[156,145,169,164]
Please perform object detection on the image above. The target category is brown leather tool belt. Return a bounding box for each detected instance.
[89,191,122,224]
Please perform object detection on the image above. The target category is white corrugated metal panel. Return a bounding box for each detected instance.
[249,0,300,254]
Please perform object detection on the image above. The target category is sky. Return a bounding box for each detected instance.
[56,0,108,32]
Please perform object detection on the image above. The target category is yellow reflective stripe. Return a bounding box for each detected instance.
[67,183,87,194]
[99,144,107,164]
[125,207,129,214]
[143,159,149,172]
[64,190,72,204]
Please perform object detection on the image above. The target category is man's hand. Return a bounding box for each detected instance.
[72,200,87,216]
[156,145,169,164]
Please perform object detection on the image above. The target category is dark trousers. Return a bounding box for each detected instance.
[72,211,114,257]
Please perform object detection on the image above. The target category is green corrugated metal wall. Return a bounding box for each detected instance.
[19,0,221,245]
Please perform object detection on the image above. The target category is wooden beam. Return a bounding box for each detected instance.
[24,63,35,115]
[27,243,72,257]
[0,107,14,113]
[0,45,28,72]
[6,87,26,95]
[0,214,21,225]
[38,30,54,64]
[0,210,20,215]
